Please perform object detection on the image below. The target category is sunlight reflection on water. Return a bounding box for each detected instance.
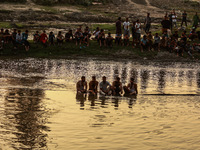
[0,58,200,150]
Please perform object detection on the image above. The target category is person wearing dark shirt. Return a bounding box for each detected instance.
[11,29,17,49]
[161,16,171,34]
[116,17,122,34]
[181,10,187,27]
[65,30,73,42]
[173,31,179,41]
[49,31,55,45]
[144,13,151,34]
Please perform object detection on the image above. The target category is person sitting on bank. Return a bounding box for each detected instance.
[49,31,55,46]
[106,32,114,47]
[112,77,123,96]
[93,27,100,40]
[98,29,106,47]
[99,76,112,96]
[57,31,64,46]
[74,28,83,46]
[40,30,48,47]
[65,29,73,42]
[22,30,30,51]
[115,31,122,45]
[83,28,90,47]
[141,35,150,52]
[33,31,40,43]
[76,76,87,94]
[89,76,99,95]
[123,77,138,95]
[153,33,161,51]
[16,30,23,45]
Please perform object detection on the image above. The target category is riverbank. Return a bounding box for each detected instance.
[0,40,199,62]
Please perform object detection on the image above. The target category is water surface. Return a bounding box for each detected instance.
[0,58,200,150]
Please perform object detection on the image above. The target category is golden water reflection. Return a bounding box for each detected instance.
[0,58,199,149]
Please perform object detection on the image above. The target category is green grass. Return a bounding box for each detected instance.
[0,22,12,28]
[91,24,115,33]
[0,40,199,61]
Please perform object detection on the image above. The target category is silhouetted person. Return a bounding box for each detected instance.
[76,76,87,93]
[123,77,138,95]
[88,76,99,95]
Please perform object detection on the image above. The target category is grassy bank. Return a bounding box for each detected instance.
[0,40,199,61]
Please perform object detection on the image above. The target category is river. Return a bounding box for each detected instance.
[0,58,200,150]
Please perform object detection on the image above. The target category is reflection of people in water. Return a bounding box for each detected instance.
[76,76,87,93]
[112,77,123,96]
[76,93,87,107]
[88,93,97,106]
[123,77,138,95]
[88,76,99,95]
[100,76,112,96]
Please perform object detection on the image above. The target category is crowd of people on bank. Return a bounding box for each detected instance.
[76,76,138,96]
[0,10,200,57]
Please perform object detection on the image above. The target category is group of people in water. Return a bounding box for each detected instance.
[76,76,138,96]
[0,10,200,57]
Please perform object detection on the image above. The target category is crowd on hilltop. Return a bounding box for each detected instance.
[0,9,200,57]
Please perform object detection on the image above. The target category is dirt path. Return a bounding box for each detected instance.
[127,0,164,18]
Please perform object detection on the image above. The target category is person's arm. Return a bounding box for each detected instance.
[85,82,88,91]
[134,83,138,94]
[95,81,99,93]
[120,82,123,94]
[76,82,80,92]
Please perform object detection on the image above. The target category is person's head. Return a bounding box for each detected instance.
[136,19,139,22]
[1,28,3,32]
[92,76,96,81]
[126,17,128,22]
[116,77,120,81]
[100,29,104,33]
[5,29,9,33]
[81,76,85,82]
[36,31,39,34]
[118,17,121,21]
[147,13,150,17]
[50,31,53,35]
[43,30,46,33]
[184,10,186,13]
[13,29,17,32]
[108,32,111,36]
[143,35,147,39]
[130,77,134,83]
[96,27,99,31]
[86,26,89,29]
[132,21,136,26]
[58,31,62,35]
[102,76,106,82]
[25,30,28,34]
[18,30,21,33]
[164,31,167,34]
[155,33,159,36]
[148,31,152,35]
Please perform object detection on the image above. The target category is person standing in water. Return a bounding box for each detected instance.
[123,78,138,95]
[89,76,99,95]
[76,76,87,94]
[112,77,123,96]
[99,76,112,96]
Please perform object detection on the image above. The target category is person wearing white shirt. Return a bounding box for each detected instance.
[16,30,23,44]
[135,19,141,44]
[172,13,177,28]
[123,18,130,37]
